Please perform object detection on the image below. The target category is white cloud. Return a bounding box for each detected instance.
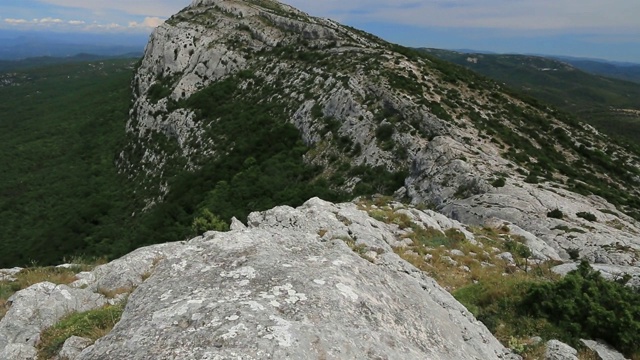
[128,17,165,29]
[4,18,29,24]
[39,17,64,23]
[37,0,186,18]
[68,20,85,25]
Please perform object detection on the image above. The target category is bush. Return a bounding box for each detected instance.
[566,248,581,260]
[547,209,564,219]
[523,261,640,356]
[576,212,597,222]
[192,209,229,234]
[375,123,395,142]
[492,177,506,188]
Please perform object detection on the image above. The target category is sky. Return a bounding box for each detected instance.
[1,0,640,63]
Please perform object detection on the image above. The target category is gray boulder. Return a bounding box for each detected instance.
[580,339,628,360]
[56,336,92,360]
[75,198,517,359]
[545,339,578,360]
[0,282,106,358]
[0,267,23,282]
[0,344,37,360]
[552,263,640,288]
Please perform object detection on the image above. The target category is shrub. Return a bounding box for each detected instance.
[547,209,564,219]
[566,248,580,260]
[492,177,506,188]
[523,261,640,356]
[192,209,230,234]
[375,123,395,142]
[524,174,539,184]
[576,212,597,222]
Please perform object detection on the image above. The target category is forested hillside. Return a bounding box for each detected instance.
[0,59,349,267]
[421,48,640,144]
[0,60,136,266]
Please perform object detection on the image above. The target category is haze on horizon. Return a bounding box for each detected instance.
[1,0,639,63]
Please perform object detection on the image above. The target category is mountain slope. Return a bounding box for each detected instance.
[420,48,640,143]
[120,0,640,267]
[552,56,640,84]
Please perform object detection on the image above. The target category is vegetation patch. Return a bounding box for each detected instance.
[576,211,597,222]
[547,209,564,219]
[492,177,506,188]
[523,261,640,357]
[37,302,125,359]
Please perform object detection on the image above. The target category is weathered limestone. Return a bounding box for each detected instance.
[74,198,517,359]
[545,339,578,360]
[580,339,628,360]
[0,283,106,358]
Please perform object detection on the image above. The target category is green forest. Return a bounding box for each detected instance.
[0,59,407,267]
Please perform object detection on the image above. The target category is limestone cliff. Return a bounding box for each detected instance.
[121,0,640,266]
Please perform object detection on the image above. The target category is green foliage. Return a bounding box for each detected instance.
[37,303,125,359]
[348,165,407,196]
[375,123,395,141]
[547,209,564,219]
[523,261,640,356]
[192,209,229,234]
[423,49,640,143]
[576,211,597,222]
[504,239,532,260]
[492,177,506,188]
[0,59,138,267]
[566,248,581,260]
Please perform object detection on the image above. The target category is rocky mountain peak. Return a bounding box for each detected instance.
[120,0,640,267]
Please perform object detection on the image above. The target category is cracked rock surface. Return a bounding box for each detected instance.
[71,198,518,359]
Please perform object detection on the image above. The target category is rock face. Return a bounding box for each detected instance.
[0,282,106,359]
[0,198,519,359]
[553,262,640,288]
[120,0,640,268]
[580,339,629,360]
[74,198,516,359]
[545,339,578,360]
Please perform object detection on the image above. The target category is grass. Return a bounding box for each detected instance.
[356,197,576,358]
[0,258,104,321]
[37,302,125,359]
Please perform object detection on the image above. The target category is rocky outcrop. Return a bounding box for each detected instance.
[0,268,22,282]
[545,339,578,360]
[1,198,520,359]
[552,262,640,288]
[580,339,629,360]
[120,0,640,269]
[0,282,107,359]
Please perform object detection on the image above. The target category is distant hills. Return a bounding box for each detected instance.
[419,48,640,143]
[551,56,640,84]
[0,30,147,60]
[0,52,143,72]
[449,49,640,84]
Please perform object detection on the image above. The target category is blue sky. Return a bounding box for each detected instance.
[2,0,639,63]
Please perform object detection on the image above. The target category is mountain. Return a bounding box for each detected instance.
[121,0,640,269]
[1,0,640,358]
[551,56,640,83]
[418,48,640,143]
